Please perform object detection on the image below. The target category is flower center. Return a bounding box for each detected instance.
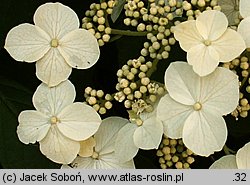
[203,40,211,46]
[91,151,99,159]
[193,102,202,111]
[50,116,59,124]
[50,39,59,48]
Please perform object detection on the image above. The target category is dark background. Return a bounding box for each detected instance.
[0,0,249,169]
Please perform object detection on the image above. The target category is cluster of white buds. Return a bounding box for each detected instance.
[157,135,196,169]
[183,0,220,20]
[222,54,250,119]
[123,0,183,32]
[141,29,176,60]
[82,1,115,46]
[114,56,165,115]
[84,87,113,115]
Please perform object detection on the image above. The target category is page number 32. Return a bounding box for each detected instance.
[234,173,247,182]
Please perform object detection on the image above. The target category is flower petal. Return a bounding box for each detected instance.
[70,157,96,169]
[164,62,199,105]
[157,94,193,139]
[100,153,135,169]
[57,102,101,141]
[239,0,250,18]
[79,137,96,157]
[133,116,163,149]
[115,123,139,162]
[196,10,228,40]
[39,125,80,164]
[238,17,250,48]
[236,142,250,169]
[183,110,227,156]
[36,48,72,87]
[33,80,75,115]
[95,117,129,155]
[34,2,79,39]
[17,110,50,144]
[209,155,238,169]
[187,44,220,76]
[213,29,245,62]
[4,23,50,62]
[174,20,203,51]
[58,29,100,69]
[202,67,239,115]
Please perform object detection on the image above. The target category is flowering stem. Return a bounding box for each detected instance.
[111,29,156,36]
[223,145,236,155]
[240,67,250,89]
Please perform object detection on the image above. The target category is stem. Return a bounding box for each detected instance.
[223,145,236,155]
[147,58,159,77]
[240,67,250,89]
[111,29,156,36]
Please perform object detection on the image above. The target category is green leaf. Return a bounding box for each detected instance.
[111,0,126,23]
[0,76,59,168]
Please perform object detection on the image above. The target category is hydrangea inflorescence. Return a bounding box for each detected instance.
[3,0,250,169]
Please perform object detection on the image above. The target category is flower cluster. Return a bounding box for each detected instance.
[3,0,250,169]
[157,135,196,169]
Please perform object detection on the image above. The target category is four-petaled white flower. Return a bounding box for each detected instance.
[62,117,135,169]
[174,10,245,76]
[157,62,239,156]
[115,103,163,162]
[238,0,250,48]
[17,80,102,164]
[218,0,240,26]
[210,141,250,169]
[4,2,100,87]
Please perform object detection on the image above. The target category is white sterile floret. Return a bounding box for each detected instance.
[210,141,250,169]
[217,0,240,26]
[4,3,100,87]
[238,0,250,48]
[157,62,239,156]
[61,117,135,169]
[115,101,163,162]
[174,10,245,76]
[17,80,102,164]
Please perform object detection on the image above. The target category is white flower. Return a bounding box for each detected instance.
[238,0,250,47]
[156,62,239,156]
[4,3,100,87]
[174,10,245,76]
[115,103,163,162]
[17,80,101,164]
[62,117,135,169]
[210,141,250,169]
[218,0,240,26]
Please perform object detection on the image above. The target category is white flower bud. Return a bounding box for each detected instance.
[104,101,112,109]
[95,32,101,39]
[149,94,157,102]
[99,107,106,114]
[162,51,169,59]
[120,79,129,88]
[88,96,97,105]
[105,94,113,101]
[98,17,105,25]
[101,2,108,9]
[97,90,104,98]
[90,89,97,97]
[140,86,147,93]
[102,34,110,42]
[93,104,100,111]
[98,39,105,46]
[152,42,161,50]
[97,10,104,17]
[140,64,148,72]
[85,87,92,94]
[97,25,105,32]
[141,77,150,86]
[124,18,131,26]
[130,82,137,90]
[134,91,142,99]
[123,87,132,95]
[131,19,138,26]
[124,100,132,108]
[114,92,126,102]
[146,61,152,68]
[105,27,112,34]
[157,87,165,95]
[137,23,146,32]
